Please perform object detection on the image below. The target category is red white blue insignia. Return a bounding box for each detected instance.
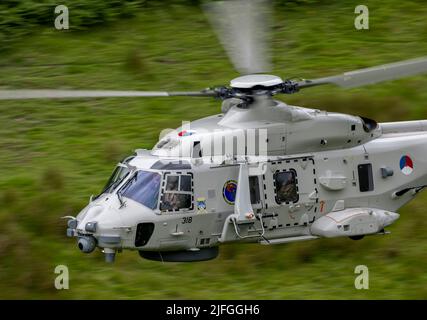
[178,130,196,137]
[399,155,414,175]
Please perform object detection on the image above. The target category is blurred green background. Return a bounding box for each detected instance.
[0,0,427,299]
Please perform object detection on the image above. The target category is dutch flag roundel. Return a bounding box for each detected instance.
[400,155,414,175]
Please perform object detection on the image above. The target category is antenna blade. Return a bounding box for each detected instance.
[298,57,427,89]
[203,0,271,75]
[0,89,216,100]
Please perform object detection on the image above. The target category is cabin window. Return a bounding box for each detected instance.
[358,163,374,192]
[161,174,193,212]
[274,170,299,204]
[249,176,260,204]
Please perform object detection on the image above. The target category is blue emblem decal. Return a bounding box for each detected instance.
[223,180,237,205]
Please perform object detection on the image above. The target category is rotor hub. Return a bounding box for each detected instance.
[230,74,283,89]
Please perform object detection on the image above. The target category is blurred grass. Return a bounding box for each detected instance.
[0,0,427,299]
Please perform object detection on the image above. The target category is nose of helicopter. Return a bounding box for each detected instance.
[76,203,105,228]
[67,194,159,262]
[67,197,127,262]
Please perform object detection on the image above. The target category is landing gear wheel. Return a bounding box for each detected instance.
[349,235,365,240]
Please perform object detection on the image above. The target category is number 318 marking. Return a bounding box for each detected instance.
[182,217,192,224]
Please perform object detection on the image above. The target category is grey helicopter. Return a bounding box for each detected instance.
[2,0,427,263]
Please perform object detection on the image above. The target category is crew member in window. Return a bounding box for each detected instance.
[163,192,179,210]
[278,174,297,202]
[166,176,179,191]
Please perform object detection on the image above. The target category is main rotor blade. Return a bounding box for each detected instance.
[203,0,271,75]
[298,57,427,89]
[0,89,216,100]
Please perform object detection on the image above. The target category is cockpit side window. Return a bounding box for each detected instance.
[180,175,192,192]
[119,171,161,210]
[160,173,193,212]
[165,175,179,191]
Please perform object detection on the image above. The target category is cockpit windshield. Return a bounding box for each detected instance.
[119,171,161,210]
[100,165,130,195]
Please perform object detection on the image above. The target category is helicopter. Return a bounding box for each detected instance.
[2,0,427,263]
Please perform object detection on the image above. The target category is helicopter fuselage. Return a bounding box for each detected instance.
[68,102,427,262]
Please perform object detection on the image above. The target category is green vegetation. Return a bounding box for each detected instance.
[0,0,149,50]
[0,0,427,299]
